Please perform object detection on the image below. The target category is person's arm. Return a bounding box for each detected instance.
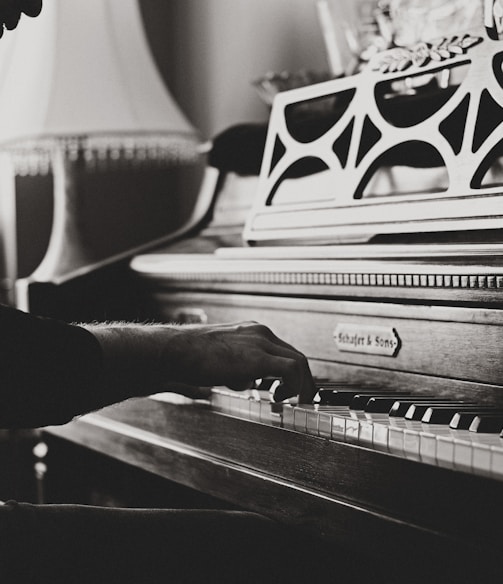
[88,320,315,404]
[0,305,315,429]
[0,305,105,428]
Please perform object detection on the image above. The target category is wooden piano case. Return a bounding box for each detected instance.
[45,15,503,582]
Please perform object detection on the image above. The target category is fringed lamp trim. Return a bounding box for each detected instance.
[2,133,200,175]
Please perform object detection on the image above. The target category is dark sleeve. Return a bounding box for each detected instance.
[0,304,106,429]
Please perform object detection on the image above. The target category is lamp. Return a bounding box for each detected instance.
[0,0,200,306]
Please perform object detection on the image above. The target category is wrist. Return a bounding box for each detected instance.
[85,323,166,398]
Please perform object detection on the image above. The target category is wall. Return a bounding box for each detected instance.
[140,0,329,140]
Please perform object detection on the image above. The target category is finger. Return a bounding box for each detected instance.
[161,382,212,400]
[298,373,317,404]
[254,354,316,403]
[259,341,316,403]
[271,382,293,403]
[272,376,317,404]
[227,379,257,392]
[177,385,212,400]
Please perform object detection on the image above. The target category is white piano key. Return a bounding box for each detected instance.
[403,428,421,461]
[453,437,474,473]
[270,408,283,427]
[260,400,272,424]
[306,407,321,436]
[418,431,436,465]
[317,411,332,438]
[358,419,373,446]
[211,388,230,413]
[236,393,252,420]
[293,407,308,433]
[241,395,251,418]
[419,426,452,465]
[471,434,502,477]
[359,414,389,447]
[282,404,295,430]
[473,442,492,476]
[345,412,364,444]
[383,417,412,454]
[388,425,405,455]
[436,434,455,469]
[317,406,348,441]
[372,417,405,451]
[258,400,281,426]
[372,421,389,452]
[249,398,261,422]
[259,400,270,424]
[226,392,242,417]
[330,412,348,441]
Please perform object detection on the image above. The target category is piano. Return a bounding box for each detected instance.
[45,16,503,582]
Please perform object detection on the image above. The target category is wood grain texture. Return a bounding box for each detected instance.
[143,291,503,389]
[45,397,502,581]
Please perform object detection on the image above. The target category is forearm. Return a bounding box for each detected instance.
[0,307,315,429]
[88,321,316,403]
[84,323,167,399]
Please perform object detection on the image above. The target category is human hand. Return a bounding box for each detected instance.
[159,322,316,403]
[91,321,317,404]
[0,0,42,37]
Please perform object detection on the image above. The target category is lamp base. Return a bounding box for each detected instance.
[11,148,206,312]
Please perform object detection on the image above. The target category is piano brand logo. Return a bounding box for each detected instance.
[334,324,401,357]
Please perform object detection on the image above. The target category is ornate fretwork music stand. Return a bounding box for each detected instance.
[245,17,503,246]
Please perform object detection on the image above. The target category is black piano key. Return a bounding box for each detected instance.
[350,392,411,411]
[364,395,419,413]
[421,404,483,424]
[469,414,503,433]
[389,397,449,417]
[318,389,379,406]
[450,408,503,429]
[404,401,475,421]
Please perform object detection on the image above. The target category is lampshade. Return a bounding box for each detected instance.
[0,0,199,174]
[0,0,203,303]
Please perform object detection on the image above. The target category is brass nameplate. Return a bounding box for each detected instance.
[334,324,401,357]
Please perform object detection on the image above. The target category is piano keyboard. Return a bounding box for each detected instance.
[211,381,503,481]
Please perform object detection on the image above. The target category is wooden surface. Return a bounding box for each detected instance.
[45,396,501,581]
[132,247,503,304]
[138,290,503,395]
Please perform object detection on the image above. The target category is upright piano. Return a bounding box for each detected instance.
[46,20,503,582]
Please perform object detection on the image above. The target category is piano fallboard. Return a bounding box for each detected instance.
[139,290,503,400]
